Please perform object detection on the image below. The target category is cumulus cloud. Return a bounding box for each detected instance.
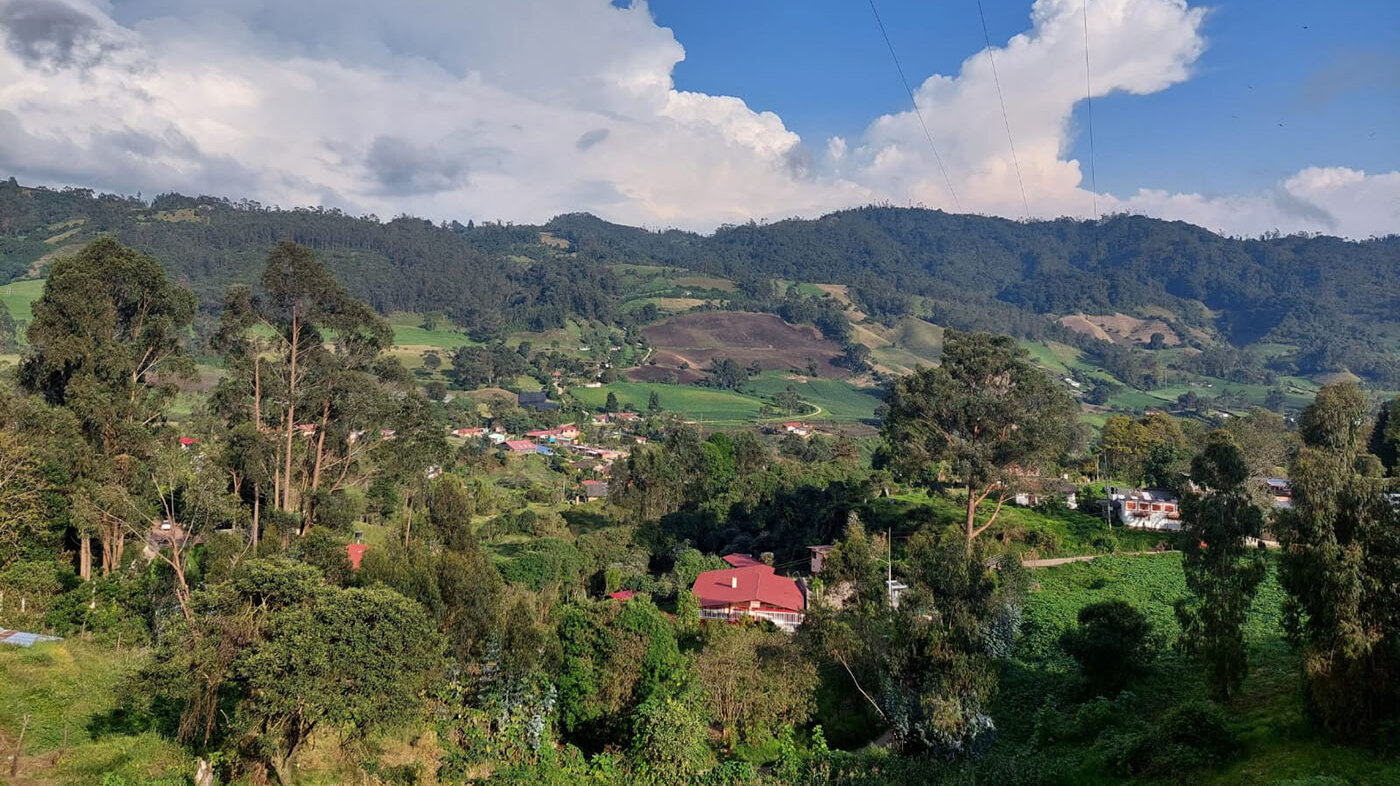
[0,0,1394,237]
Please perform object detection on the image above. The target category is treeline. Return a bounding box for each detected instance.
[3,180,1398,386]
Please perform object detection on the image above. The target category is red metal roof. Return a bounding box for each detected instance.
[346,543,369,570]
[722,553,764,568]
[607,590,636,600]
[691,564,805,613]
[505,440,536,451]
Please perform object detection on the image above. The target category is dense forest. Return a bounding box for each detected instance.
[2,179,1397,387]
[0,236,1398,785]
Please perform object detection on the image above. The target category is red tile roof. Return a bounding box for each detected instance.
[723,553,765,568]
[691,564,805,613]
[346,543,369,570]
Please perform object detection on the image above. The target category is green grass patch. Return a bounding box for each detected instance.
[572,381,763,423]
[0,640,193,782]
[745,373,883,422]
[0,277,44,326]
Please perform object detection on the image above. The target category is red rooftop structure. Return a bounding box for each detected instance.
[691,554,805,631]
[346,543,369,570]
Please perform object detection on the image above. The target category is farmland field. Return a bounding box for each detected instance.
[641,311,847,379]
[746,373,883,422]
[571,381,764,423]
[0,277,43,325]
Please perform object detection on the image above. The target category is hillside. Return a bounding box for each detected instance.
[2,179,1398,391]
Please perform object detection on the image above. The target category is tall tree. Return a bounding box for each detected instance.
[880,331,1076,553]
[1275,383,1400,739]
[19,237,196,577]
[1175,431,1267,700]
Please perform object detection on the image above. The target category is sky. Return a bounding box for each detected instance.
[0,0,1395,238]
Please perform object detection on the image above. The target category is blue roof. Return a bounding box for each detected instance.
[536,445,553,455]
[0,629,61,647]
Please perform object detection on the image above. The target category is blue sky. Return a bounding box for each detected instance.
[1,0,1395,236]
[648,0,1399,200]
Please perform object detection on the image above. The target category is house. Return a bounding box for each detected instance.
[1264,477,1293,509]
[1013,480,1079,509]
[346,543,369,571]
[536,445,553,456]
[179,436,199,450]
[1109,486,1182,531]
[295,423,318,437]
[505,439,537,454]
[782,422,812,437]
[582,479,609,499]
[807,545,833,574]
[526,426,581,443]
[691,555,806,631]
[452,427,487,438]
[488,432,507,444]
[607,590,636,601]
[348,429,367,444]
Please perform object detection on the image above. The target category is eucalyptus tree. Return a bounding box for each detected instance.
[1175,431,1267,700]
[19,238,196,577]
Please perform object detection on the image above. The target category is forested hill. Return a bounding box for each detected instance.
[3,179,1398,384]
[547,209,1400,383]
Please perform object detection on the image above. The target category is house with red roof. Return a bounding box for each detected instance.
[581,479,609,499]
[505,439,538,454]
[691,554,805,631]
[782,422,812,437]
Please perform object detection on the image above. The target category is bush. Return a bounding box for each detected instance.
[1100,699,1237,777]
[1060,600,1153,695]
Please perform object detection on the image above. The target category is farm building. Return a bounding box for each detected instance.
[691,554,806,632]
[505,440,537,454]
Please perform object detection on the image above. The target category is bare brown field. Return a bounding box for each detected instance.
[639,311,847,378]
[1058,313,1181,346]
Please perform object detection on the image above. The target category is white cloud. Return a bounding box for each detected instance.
[0,0,1394,237]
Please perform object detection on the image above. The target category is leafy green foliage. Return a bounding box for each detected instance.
[1060,600,1154,695]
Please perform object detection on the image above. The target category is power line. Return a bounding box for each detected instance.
[1080,0,1099,219]
[974,0,1031,220]
[867,0,962,212]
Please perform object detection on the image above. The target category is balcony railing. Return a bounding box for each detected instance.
[699,608,804,629]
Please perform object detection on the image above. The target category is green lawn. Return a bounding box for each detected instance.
[572,381,764,424]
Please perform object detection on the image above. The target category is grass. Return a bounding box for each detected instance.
[0,640,193,784]
[745,373,883,422]
[0,277,44,326]
[572,381,763,424]
[994,554,1400,786]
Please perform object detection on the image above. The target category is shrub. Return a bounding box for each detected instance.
[1100,699,1237,777]
[1060,600,1153,695]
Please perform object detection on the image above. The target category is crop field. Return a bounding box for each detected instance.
[572,381,764,423]
[641,311,847,379]
[995,554,1400,785]
[746,373,883,422]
